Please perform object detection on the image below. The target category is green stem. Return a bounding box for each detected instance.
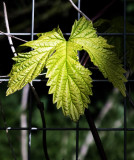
[85,108,108,160]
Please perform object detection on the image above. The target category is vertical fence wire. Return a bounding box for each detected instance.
[28,91,32,160]
[76,1,81,160]
[78,0,80,20]
[28,0,35,159]
[123,0,127,159]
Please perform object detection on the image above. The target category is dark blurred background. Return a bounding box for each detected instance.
[0,0,134,160]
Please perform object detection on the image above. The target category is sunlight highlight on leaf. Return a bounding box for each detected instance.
[7,17,127,121]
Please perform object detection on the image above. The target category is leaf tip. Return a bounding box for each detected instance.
[6,89,11,96]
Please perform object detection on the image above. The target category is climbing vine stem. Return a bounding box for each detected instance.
[3,2,50,160]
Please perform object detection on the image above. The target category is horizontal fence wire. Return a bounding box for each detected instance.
[0,33,134,36]
[0,79,134,82]
[0,127,134,131]
[0,0,134,160]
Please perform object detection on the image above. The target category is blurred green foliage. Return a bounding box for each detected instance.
[94,17,134,73]
[0,83,134,159]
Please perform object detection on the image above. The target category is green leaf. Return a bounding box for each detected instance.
[7,17,127,121]
[6,28,64,96]
[69,17,127,96]
[46,41,92,121]
[94,17,134,73]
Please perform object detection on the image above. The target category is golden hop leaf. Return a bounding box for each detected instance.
[7,17,127,121]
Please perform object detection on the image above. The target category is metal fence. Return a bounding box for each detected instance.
[0,0,134,160]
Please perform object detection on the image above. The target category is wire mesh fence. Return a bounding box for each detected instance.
[0,0,134,160]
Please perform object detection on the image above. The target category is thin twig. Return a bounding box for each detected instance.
[75,88,118,160]
[91,0,117,22]
[0,31,27,43]
[80,52,87,64]
[68,0,90,21]
[82,0,117,67]
[2,3,17,160]
[83,56,89,67]
[85,108,108,160]
[3,2,50,160]
[29,83,50,160]
[37,101,50,160]
[3,2,17,57]
[81,53,107,160]
[29,83,41,105]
